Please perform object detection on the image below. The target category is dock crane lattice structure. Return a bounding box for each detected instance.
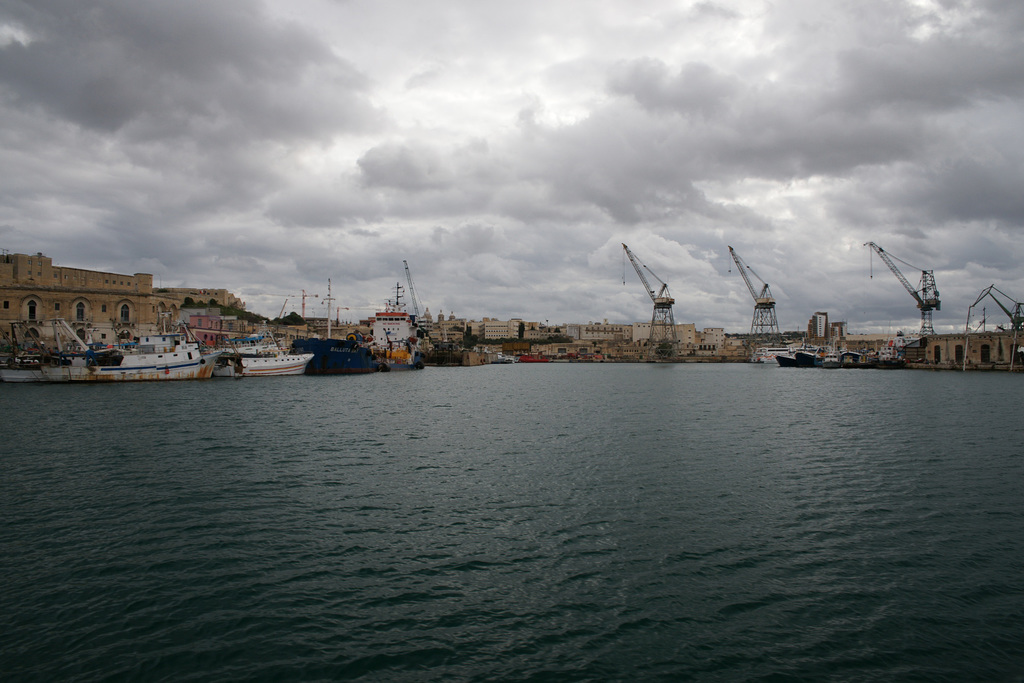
[622,243,678,359]
[965,284,1024,371]
[864,242,940,336]
[968,285,1024,332]
[728,246,780,342]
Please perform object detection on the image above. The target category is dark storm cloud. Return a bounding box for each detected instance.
[0,0,381,142]
[358,143,455,191]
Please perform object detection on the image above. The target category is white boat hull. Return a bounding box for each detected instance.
[40,351,222,382]
[240,353,313,376]
[0,367,47,383]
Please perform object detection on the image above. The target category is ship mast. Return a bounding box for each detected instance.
[325,279,333,339]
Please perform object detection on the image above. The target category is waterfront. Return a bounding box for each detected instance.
[3,365,1024,681]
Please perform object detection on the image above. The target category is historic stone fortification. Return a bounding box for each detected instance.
[1,251,240,344]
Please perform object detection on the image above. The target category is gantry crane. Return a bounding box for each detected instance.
[968,285,1024,332]
[622,243,678,359]
[403,260,422,319]
[728,246,780,342]
[864,242,941,336]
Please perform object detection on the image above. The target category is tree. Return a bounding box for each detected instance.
[279,312,305,326]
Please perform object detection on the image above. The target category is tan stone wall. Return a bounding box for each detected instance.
[1,252,238,344]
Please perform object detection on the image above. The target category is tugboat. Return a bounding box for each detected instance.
[368,283,425,371]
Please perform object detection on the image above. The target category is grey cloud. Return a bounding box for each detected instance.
[358,143,455,191]
[0,0,381,143]
[607,58,739,117]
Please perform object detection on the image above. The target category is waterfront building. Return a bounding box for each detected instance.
[567,321,633,342]
[1,251,243,344]
[631,322,697,344]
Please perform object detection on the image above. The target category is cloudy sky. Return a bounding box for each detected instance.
[2,0,1022,333]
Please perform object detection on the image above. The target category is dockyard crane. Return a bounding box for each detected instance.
[968,285,1024,332]
[622,243,678,359]
[403,260,422,319]
[864,242,941,336]
[728,246,781,342]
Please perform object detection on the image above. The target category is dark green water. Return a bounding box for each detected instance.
[3,364,1024,681]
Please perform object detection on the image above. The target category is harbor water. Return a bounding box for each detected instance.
[3,364,1024,681]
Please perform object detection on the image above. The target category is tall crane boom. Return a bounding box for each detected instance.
[864,242,940,336]
[728,246,780,340]
[623,243,671,303]
[969,285,1023,331]
[403,260,421,318]
[622,243,678,359]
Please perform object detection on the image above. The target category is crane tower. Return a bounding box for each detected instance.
[622,243,678,359]
[728,246,780,342]
[864,242,940,336]
[968,285,1024,332]
[403,260,422,319]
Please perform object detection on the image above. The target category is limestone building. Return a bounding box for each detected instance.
[1,251,239,344]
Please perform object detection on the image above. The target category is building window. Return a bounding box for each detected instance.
[120,304,130,323]
[3,301,8,309]
[54,302,60,311]
[981,344,991,363]
[76,302,86,321]
[28,301,36,320]
[955,344,964,364]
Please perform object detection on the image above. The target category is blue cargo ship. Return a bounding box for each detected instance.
[293,333,377,374]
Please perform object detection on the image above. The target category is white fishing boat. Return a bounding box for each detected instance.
[750,346,791,363]
[0,322,47,382]
[0,357,46,383]
[36,319,222,382]
[214,329,313,377]
[820,347,842,369]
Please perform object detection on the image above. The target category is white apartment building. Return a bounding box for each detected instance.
[567,322,633,341]
[632,322,697,345]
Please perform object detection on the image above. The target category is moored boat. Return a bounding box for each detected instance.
[292,280,379,375]
[751,346,791,363]
[293,333,377,374]
[0,322,47,382]
[35,319,222,382]
[216,329,313,377]
[367,283,425,371]
[821,349,842,369]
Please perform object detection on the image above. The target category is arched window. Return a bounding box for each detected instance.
[980,344,991,363]
[27,300,36,320]
[955,344,964,364]
[76,302,86,321]
[933,345,941,363]
[120,304,130,323]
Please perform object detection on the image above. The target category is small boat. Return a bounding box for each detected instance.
[875,332,914,369]
[0,322,47,382]
[216,329,313,377]
[517,354,550,363]
[750,346,791,363]
[821,349,842,369]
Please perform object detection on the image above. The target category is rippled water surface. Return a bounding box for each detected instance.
[4,364,1024,681]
